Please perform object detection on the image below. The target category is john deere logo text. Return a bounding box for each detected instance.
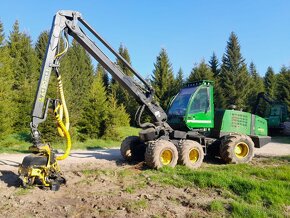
[38,68,50,102]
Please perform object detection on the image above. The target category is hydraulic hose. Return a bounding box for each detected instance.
[56,75,70,137]
[54,32,69,60]
[53,33,71,161]
[54,104,71,161]
[136,104,156,129]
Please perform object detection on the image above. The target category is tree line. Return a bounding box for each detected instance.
[0,20,289,142]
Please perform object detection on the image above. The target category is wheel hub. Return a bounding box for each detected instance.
[189,148,199,163]
[234,142,249,158]
[160,149,173,165]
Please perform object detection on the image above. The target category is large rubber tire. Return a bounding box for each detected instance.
[145,140,178,169]
[220,134,254,164]
[177,140,204,169]
[120,136,146,162]
[283,122,290,136]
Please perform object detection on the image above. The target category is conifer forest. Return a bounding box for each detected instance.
[0,20,289,143]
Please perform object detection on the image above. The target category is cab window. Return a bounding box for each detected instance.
[189,87,209,114]
[167,87,197,116]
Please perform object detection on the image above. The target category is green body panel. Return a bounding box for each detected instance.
[255,116,268,136]
[219,110,252,135]
[213,109,268,137]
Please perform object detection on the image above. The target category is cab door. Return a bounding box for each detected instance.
[185,86,214,129]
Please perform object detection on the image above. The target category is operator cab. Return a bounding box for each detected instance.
[167,80,214,131]
[268,104,287,128]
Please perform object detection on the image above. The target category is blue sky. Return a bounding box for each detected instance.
[1,1,289,78]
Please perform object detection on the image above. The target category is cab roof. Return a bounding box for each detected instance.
[185,80,214,87]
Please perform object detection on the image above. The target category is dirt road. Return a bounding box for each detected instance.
[0,148,121,172]
[1,140,289,172]
[0,141,289,217]
[255,141,290,156]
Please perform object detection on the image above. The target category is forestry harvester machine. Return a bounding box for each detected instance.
[19,10,271,190]
[253,92,290,135]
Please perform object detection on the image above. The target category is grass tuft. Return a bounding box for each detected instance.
[147,157,290,217]
[124,198,148,213]
[14,187,31,196]
[209,200,225,213]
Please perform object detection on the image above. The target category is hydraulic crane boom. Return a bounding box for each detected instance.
[19,10,172,190]
[31,10,169,145]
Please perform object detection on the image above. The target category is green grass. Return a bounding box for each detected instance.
[14,187,31,196]
[0,133,31,153]
[82,168,146,194]
[145,157,290,217]
[80,157,290,217]
[0,126,140,153]
[209,200,225,213]
[124,198,148,212]
[115,126,140,139]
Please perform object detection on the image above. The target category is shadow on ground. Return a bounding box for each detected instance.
[69,148,135,167]
[0,159,21,167]
[0,170,22,187]
[69,148,226,168]
[271,136,290,144]
[69,148,121,161]
[255,154,290,162]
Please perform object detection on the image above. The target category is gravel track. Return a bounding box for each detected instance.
[1,140,290,173]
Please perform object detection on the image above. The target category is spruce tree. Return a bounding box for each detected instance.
[78,69,109,141]
[103,93,130,140]
[151,48,175,109]
[213,77,226,109]
[35,31,49,61]
[247,62,264,111]
[8,21,39,133]
[207,52,226,108]
[208,52,220,77]
[187,59,214,82]
[111,44,138,125]
[219,32,250,109]
[9,21,22,90]
[63,40,94,135]
[0,21,14,139]
[116,44,132,76]
[103,71,109,90]
[174,68,184,95]
[187,60,226,109]
[111,44,132,84]
[96,63,109,89]
[264,66,276,98]
[0,20,4,45]
[276,66,290,111]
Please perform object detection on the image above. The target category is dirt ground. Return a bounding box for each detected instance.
[0,140,289,217]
